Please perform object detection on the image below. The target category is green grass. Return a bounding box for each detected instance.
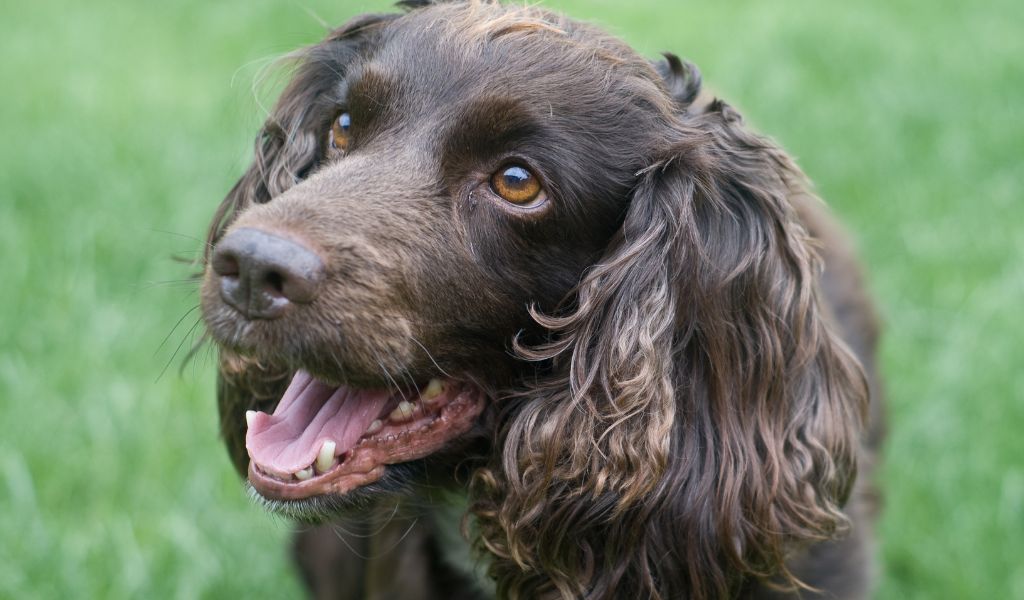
[1,0,1020,597]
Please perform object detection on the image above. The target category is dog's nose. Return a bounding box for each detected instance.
[211,227,325,319]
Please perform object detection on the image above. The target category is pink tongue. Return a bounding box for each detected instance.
[245,371,391,478]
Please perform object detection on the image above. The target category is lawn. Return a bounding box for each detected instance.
[1,0,1021,597]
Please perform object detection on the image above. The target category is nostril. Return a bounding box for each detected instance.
[211,250,241,278]
[210,227,325,319]
[263,270,286,297]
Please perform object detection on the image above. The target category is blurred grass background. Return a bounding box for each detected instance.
[1,0,1021,597]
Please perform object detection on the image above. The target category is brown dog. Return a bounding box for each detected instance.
[200,2,883,598]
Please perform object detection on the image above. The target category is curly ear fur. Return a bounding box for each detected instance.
[471,98,868,599]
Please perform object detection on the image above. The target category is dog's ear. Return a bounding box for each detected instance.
[204,13,395,256]
[396,0,437,8]
[396,0,470,9]
[651,53,702,109]
[473,103,868,598]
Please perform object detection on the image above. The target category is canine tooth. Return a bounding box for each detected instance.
[245,410,256,428]
[365,419,383,435]
[295,467,313,481]
[422,378,444,403]
[390,400,416,422]
[316,440,336,473]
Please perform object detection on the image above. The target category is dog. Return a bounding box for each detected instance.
[199,1,883,598]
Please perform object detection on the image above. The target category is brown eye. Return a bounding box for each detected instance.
[330,112,351,152]
[489,164,545,205]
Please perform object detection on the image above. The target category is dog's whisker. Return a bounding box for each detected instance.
[180,331,212,376]
[156,315,203,383]
[138,278,201,291]
[326,525,372,561]
[409,335,453,380]
[155,304,200,357]
[149,228,213,248]
[372,354,404,399]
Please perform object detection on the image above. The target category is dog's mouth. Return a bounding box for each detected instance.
[245,370,485,501]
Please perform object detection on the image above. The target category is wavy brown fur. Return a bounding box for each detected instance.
[200,2,879,598]
[472,103,868,599]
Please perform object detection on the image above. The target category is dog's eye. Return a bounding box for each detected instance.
[330,112,352,152]
[490,165,545,205]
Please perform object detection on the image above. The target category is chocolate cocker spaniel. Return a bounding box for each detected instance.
[199,1,884,598]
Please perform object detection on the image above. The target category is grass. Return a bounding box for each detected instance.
[1,0,1020,597]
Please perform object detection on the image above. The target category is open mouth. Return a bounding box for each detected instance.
[245,370,485,501]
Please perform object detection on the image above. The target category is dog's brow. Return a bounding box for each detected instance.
[347,70,396,111]
[443,97,543,162]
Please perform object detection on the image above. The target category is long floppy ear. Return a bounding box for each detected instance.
[205,13,395,476]
[471,98,868,598]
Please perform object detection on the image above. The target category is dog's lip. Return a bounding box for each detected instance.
[246,378,486,501]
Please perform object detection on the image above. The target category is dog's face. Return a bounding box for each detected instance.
[201,3,674,511]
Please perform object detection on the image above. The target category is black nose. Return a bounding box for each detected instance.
[211,227,325,319]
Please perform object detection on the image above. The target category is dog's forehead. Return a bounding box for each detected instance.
[358,4,644,114]
[313,4,676,186]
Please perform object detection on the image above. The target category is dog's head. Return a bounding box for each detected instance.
[201,1,867,596]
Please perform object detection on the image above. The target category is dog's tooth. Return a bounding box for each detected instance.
[245,410,256,428]
[390,401,416,422]
[316,440,336,473]
[295,467,313,481]
[365,419,383,435]
[422,378,445,403]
